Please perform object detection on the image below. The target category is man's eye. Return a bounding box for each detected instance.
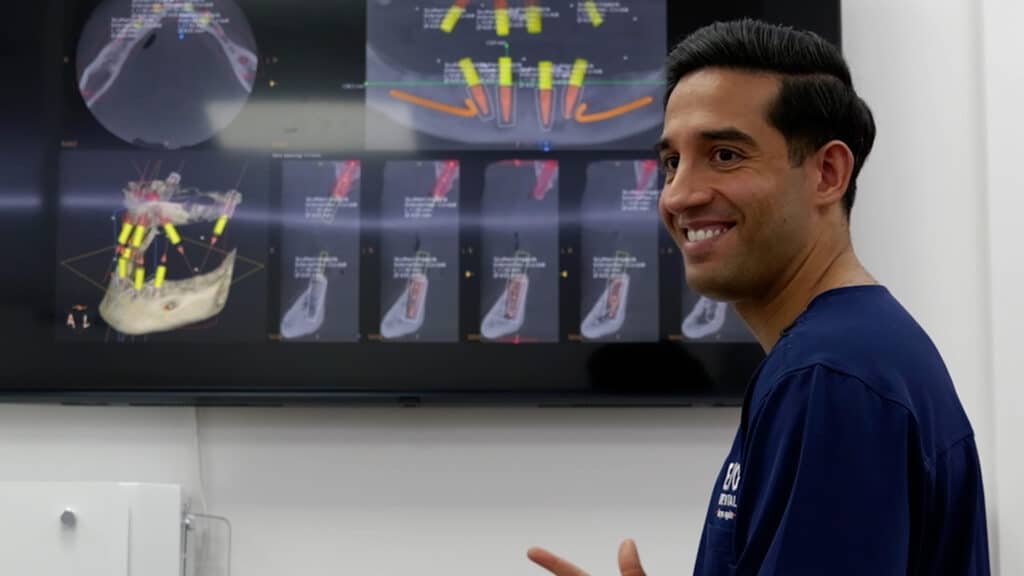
[712,148,742,163]
[661,155,679,172]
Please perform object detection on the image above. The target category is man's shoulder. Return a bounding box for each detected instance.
[755,286,974,459]
[770,286,942,399]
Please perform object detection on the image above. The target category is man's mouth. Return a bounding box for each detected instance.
[677,216,736,247]
[684,225,733,243]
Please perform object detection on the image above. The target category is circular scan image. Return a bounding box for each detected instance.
[76,0,259,148]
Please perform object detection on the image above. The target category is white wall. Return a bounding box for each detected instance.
[981,0,1024,574]
[0,2,1014,575]
[0,405,736,575]
[844,0,992,441]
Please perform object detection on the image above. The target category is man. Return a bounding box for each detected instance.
[528,19,990,576]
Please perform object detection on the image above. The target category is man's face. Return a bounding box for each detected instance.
[657,68,815,303]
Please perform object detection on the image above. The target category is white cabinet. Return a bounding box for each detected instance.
[0,483,182,576]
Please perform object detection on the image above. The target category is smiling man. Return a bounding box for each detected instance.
[528,19,990,576]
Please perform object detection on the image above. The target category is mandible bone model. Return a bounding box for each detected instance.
[99,171,243,335]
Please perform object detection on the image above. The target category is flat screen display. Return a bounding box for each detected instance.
[0,0,840,404]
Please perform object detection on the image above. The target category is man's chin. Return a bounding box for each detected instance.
[684,272,740,303]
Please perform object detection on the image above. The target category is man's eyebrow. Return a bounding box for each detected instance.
[698,127,759,149]
[654,128,759,155]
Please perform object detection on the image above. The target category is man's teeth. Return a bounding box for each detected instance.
[686,227,728,243]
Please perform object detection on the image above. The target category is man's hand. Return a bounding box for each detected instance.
[527,539,647,576]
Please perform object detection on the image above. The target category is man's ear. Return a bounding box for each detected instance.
[813,140,855,210]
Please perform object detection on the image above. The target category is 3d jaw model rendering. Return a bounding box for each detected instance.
[380,272,429,339]
[98,171,243,335]
[682,296,728,339]
[581,272,630,340]
[100,250,236,336]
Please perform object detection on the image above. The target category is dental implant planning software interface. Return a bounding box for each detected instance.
[55,0,756,346]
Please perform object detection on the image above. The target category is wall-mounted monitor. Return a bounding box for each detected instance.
[0,0,840,404]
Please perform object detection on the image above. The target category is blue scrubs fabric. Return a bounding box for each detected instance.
[693,286,990,576]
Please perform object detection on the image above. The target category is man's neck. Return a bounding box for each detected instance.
[735,232,877,352]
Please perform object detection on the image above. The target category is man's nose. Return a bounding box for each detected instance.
[660,164,714,215]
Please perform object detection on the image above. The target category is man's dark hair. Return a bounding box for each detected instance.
[665,19,875,217]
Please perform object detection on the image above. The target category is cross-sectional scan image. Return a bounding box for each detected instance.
[279,161,361,342]
[480,160,559,342]
[579,160,659,342]
[366,0,665,150]
[56,151,267,342]
[76,0,259,148]
[378,161,461,342]
[680,291,755,343]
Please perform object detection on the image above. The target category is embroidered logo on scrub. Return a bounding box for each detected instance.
[716,462,741,521]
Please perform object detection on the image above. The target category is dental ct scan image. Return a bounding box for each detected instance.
[479,160,559,343]
[378,160,461,342]
[365,0,666,150]
[76,0,259,148]
[279,160,362,342]
[579,160,660,342]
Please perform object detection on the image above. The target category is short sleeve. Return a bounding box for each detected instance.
[919,436,990,575]
[734,365,913,575]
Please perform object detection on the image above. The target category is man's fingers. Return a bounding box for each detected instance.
[527,546,591,576]
[618,539,647,576]
[526,541,644,576]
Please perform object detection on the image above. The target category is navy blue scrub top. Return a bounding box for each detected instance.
[694,286,990,576]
